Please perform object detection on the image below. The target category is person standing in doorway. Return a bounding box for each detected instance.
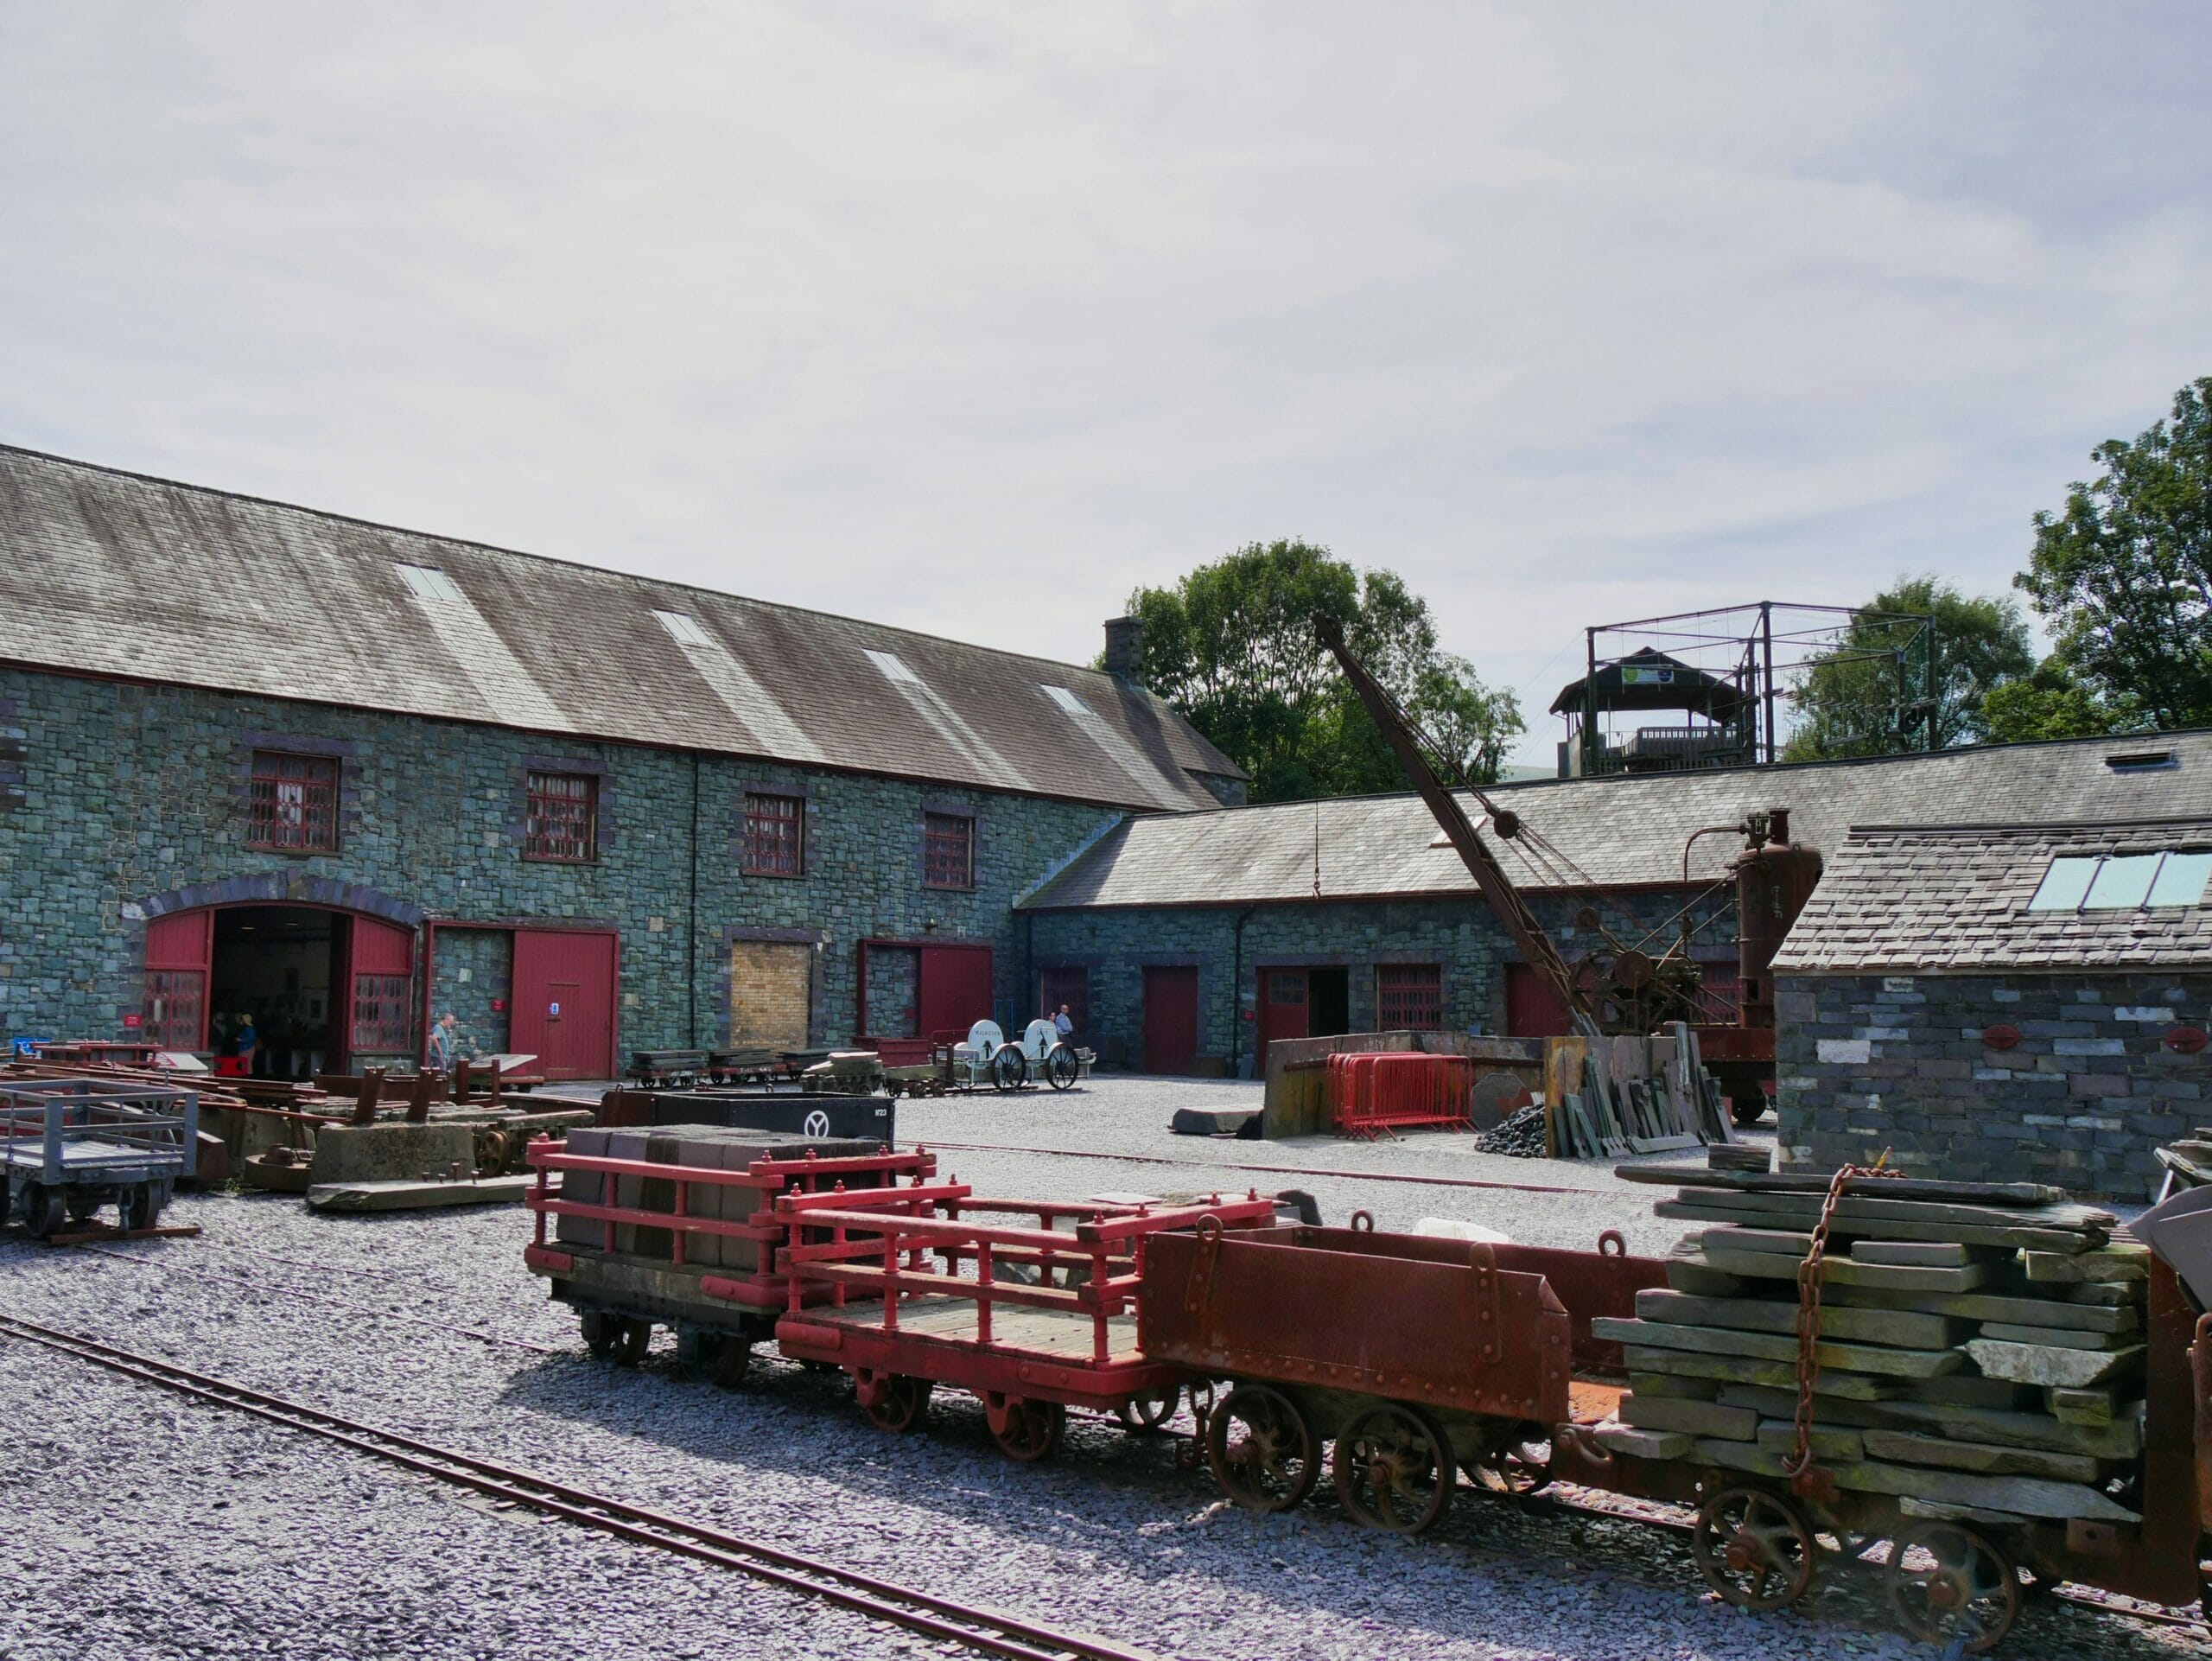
[428,1012,460,1072]
[232,1014,258,1075]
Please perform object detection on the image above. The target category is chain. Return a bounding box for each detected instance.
[1784,1152,1901,1491]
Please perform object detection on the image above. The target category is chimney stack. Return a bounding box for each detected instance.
[1103,615,1144,684]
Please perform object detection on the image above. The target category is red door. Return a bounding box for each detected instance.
[1141,965,1199,1075]
[143,911,213,1051]
[918,945,994,1042]
[1505,963,1573,1037]
[346,916,416,1067]
[1257,968,1309,1069]
[512,929,619,1079]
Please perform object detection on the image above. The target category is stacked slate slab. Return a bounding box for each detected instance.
[1591,1164,2147,1525]
[553,1124,886,1263]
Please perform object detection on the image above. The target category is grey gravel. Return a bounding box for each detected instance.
[1,1073,2198,1661]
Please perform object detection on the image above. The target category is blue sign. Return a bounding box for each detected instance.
[11,1036,49,1057]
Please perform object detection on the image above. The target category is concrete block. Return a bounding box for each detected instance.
[310,1122,476,1186]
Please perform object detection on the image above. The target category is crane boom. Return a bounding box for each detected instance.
[1313,614,1601,1039]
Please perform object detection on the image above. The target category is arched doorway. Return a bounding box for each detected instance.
[142,894,418,1079]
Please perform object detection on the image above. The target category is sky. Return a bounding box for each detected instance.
[3,3,2207,769]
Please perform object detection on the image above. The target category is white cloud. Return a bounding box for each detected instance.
[1,1,2207,767]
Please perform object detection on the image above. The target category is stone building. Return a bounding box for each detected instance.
[0,447,1241,1078]
[1772,818,2212,1200]
[1019,735,2212,1078]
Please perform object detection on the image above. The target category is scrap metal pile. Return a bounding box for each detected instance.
[1596,1162,2145,1537]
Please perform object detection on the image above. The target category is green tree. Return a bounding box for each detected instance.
[1122,540,1523,801]
[1783,576,2035,760]
[2017,377,2212,729]
[1980,659,2139,745]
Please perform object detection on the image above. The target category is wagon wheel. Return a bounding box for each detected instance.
[1729,1096,1769,1128]
[991,1397,1065,1462]
[119,1183,162,1232]
[1116,1384,1180,1435]
[861,1373,932,1434]
[1045,1045,1080,1091]
[1886,1523,2019,1653]
[1471,1421,1553,1496]
[990,1045,1028,1091]
[64,1190,101,1225]
[1692,1486,1817,1612]
[1332,1403,1456,1535]
[578,1307,619,1357]
[21,1182,66,1240]
[1205,1384,1318,1511]
[607,1316,652,1366]
[476,1128,512,1175]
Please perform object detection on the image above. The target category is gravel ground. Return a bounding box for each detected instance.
[0,1073,2196,1661]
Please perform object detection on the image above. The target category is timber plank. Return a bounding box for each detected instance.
[1593,1317,1961,1378]
[1662,1199,2101,1253]
[1675,1186,2113,1235]
[1634,1288,1967,1352]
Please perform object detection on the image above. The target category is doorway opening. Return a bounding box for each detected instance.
[1255,964,1351,1068]
[208,907,343,1080]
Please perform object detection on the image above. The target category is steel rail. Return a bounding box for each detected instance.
[0,1314,1166,1661]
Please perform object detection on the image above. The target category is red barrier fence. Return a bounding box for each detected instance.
[1326,1052,1476,1140]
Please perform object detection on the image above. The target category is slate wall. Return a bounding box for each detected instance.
[1776,970,2212,1200]
[1026,888,1738,1074]
[0,667,1116,1059]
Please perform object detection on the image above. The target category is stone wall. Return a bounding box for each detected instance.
[1027,888,1738,1075]
[0,667,1118,1058]
[1776,970,2212,1200]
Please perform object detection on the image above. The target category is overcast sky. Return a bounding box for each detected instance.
[3,3,2207,767]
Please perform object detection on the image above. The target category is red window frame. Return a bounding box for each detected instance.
[1377,963,1443,1030]
[743,790,805,876]
[922,811,975,890]
[247,751,340,853]
[352,973,412,1052]
[143,968,206,1050]
[524,772,598,863]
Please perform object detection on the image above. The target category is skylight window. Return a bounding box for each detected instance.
[1040,685,1092,716]
[2106,750,2177,773]
[395,563,465,602]
[2027,850,2212,912]
[654,609,713,647]
[865,649,919,684]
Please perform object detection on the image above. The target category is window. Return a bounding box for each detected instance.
[654,608,713,647]
[2106,750,2177,773]
[743,790,805,876]
[525,772,598,862]
[1377,964,1443,1030]
[143,969,205,1050]
[248,751,340,852]
[351,974,411,1052]
[2027,850,2212,912]
[922,811,974,888]
[394,563,466,602]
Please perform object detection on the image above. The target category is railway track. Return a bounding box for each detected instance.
[0,1313,1169,1661]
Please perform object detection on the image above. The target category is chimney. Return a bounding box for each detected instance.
[1103,615,1144,684]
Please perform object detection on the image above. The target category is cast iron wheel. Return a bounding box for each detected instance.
[990,1045,1028,1091]
[1332,1403,1455,1535]
[991,1397,1065,1462]
[476,1129,512,1176]
[1471,1422,1554,1495]
[119,1184,161,1232]
[861,1373,931,1434]
[578,1307,619,1357]
[21,1182,66,1240]
[1116,1385,1180,1435]
[607,1316,653,1366]
[1730,1096,1769,1128]
[1692,1486,1817,1612]
[64,1191,101,1225]
[674,1327,749,1387]
[1045,1045,1080,1091]
[1886,1523,2020,1654]
[1205,1384,1318,1512]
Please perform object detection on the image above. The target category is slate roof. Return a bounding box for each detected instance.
[0,447,1241,812]
[1018,732,2212,908]
[1772,820,2212,973]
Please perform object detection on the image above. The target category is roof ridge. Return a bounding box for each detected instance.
[0,441,1192,698]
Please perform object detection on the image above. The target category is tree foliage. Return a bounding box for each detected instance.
[1782,576,2035,761]
[1122,540,1522,802]
[2015,377,2212,730]
[1980,659,2139,745]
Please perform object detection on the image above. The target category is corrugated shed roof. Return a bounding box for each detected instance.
[1772,820,2212,972]
[1018,733,2212,907]
[0,447,1241,811]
